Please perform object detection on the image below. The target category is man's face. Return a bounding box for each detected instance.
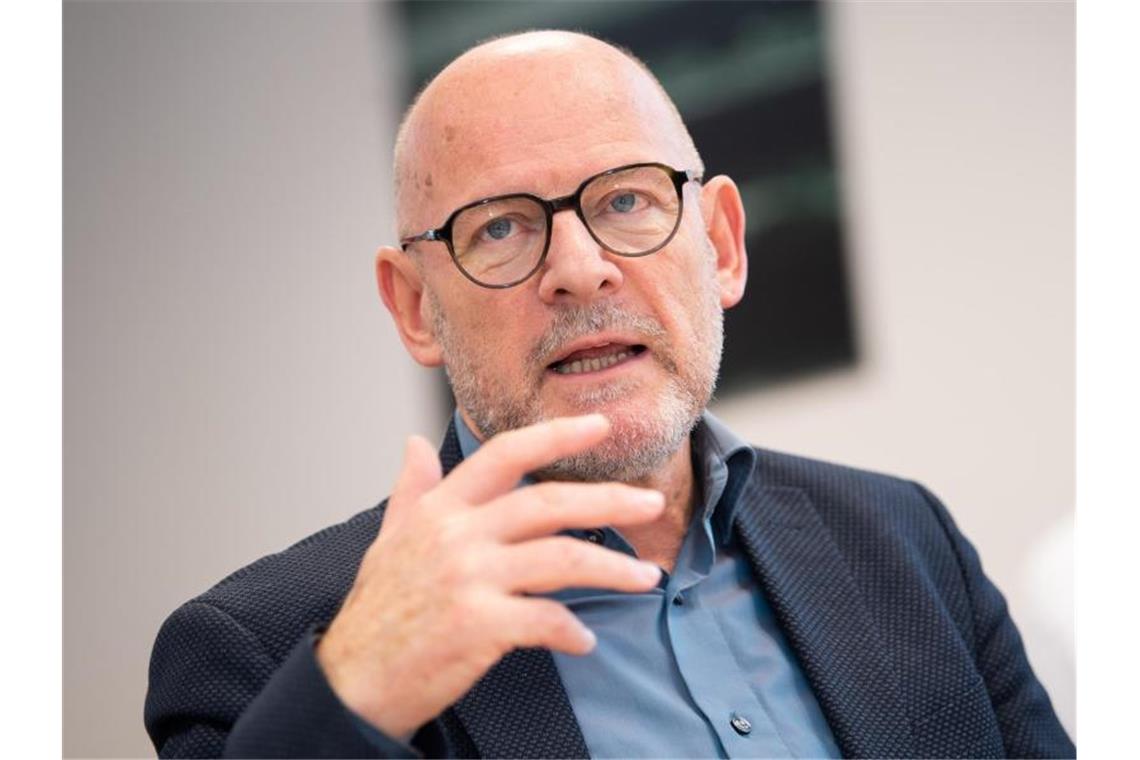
[430,228,723,482]
[399,41,736,482]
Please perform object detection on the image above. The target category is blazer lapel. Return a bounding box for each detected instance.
[733,475,914,759]
[438,420,591,758]
[439,419,464,476]
[452,648,591,759]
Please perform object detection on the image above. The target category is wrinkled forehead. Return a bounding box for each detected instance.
[398,46,693,232]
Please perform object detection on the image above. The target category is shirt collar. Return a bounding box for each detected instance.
[691,410,757,545]
[453,408,482,461]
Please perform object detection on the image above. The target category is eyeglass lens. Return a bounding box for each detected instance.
[451,164,682,286]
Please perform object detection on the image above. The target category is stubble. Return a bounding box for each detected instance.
[428,246,724,483]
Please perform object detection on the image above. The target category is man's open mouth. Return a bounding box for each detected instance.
[547,343,647,376]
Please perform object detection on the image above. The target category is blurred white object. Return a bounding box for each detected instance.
[1018,511,1075,739]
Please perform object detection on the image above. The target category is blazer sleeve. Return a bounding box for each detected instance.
[145,600,418,758]
[914,483,1076,759]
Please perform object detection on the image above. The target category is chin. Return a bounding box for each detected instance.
[545,374,658,419]
[533,386,701,483]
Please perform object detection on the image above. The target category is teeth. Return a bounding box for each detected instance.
[554,350,632,375]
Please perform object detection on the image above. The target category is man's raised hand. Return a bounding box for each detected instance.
[315,414,664,741]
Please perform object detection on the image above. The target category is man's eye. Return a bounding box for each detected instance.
[609,192,638,213]
[483,218,513,240]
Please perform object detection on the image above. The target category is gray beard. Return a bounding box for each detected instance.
[428,263,723,483]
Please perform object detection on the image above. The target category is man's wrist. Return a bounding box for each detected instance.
[313,625,418,744]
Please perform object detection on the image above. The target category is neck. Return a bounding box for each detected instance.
[616,436,695,573]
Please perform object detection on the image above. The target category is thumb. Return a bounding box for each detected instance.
[390,434,443,511]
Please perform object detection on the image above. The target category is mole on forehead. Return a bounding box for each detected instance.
[409,169,434,195]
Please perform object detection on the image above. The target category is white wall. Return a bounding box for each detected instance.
[713,0,1074,736]
[63,3,432,756]
[63,1,1074,756]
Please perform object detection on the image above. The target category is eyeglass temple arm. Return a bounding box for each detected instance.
[399,228,440,250]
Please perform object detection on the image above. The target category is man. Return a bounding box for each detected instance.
[145,31,1074,759]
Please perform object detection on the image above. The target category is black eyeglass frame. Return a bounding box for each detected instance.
[399,162,703,289]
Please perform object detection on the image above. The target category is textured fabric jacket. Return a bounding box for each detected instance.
[145,422,1075,758]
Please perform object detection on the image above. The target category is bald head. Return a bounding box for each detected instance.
[393,31,703,238]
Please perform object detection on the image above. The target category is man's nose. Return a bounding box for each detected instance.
[535,210,625,304]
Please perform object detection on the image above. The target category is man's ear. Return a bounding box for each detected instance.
[698,176,748,309]
[375,246,444,367]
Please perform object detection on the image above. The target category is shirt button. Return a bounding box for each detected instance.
[672,592,685,606]
[730,713,752,735]
[585,530,604,544]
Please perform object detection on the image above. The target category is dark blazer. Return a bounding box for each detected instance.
[145,422,1075,758]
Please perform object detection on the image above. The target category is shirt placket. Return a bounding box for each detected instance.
[663,513,794,758]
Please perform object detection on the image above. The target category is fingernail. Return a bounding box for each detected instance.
[581,626,597,651]
[635,489,666,508]
[638,561,662,583]
[575,413,608,429]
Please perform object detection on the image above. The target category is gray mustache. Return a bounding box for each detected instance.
[529,302,670,369]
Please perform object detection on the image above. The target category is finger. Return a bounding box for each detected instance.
[442,415,610,504]
[479,482,665,543]
[494,536,662,595]
[493,596,597,656]
[386,434,443,518]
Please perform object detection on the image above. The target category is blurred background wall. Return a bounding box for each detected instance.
[63,1,1074,756]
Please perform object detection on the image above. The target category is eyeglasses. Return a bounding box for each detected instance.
[399,162,703,289]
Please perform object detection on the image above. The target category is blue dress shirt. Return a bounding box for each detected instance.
[454,410,840,758]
